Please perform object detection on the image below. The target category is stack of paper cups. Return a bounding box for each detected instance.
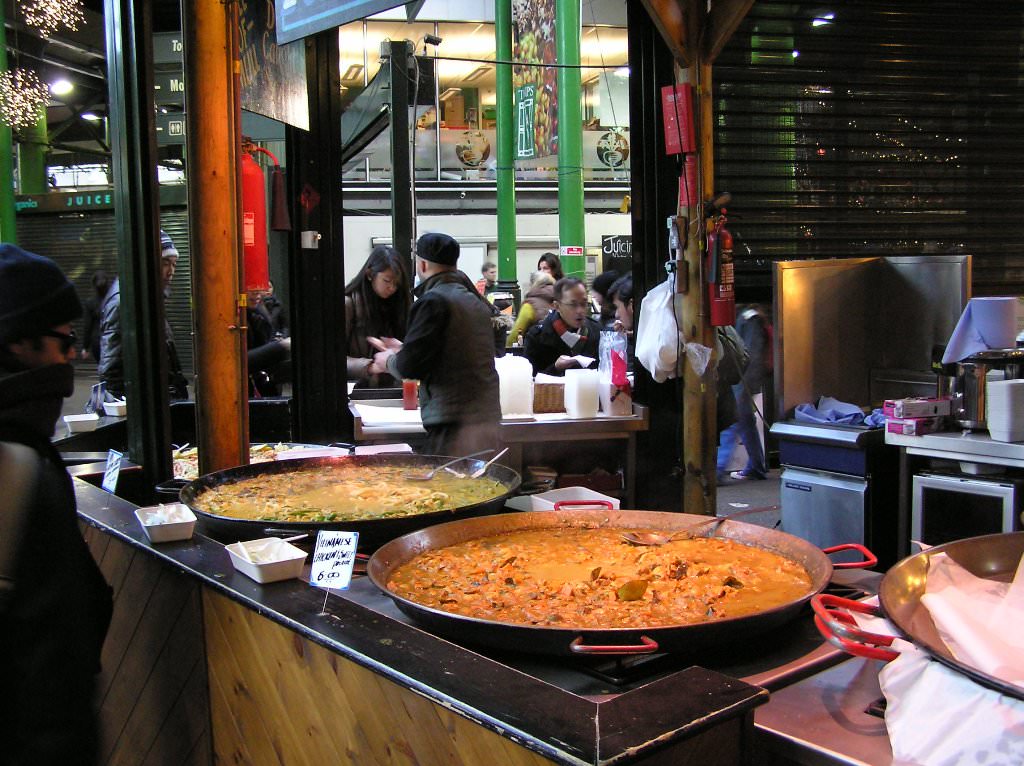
[986,379,1024,442]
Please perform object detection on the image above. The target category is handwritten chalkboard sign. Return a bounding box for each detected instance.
[275,0,408,46]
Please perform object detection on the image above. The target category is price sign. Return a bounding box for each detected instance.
[309,531,359,591]
[102,450,123,493]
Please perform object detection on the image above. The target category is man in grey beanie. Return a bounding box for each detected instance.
[99,229,188,399]
[369,232,500,456]
[0,243,112,765]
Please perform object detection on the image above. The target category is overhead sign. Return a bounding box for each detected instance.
[275,0,409,45]
[153,32,184,65]
[154,72,185,107]
[155,112,187,145]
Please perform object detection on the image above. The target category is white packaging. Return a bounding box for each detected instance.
[564,368,600,419]
[226,538,307,583]
[495,354,534,416]
[505,486,620,512]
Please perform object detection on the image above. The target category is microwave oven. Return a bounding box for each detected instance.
[911,472,1024,546]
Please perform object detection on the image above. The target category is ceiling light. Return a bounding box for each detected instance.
[463,65,491,83]
[439,88,462,101]
[49,78,74,96]
[81,112,101,121]
[342,64,364,81]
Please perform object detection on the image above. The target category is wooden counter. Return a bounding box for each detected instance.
[349,401,650,506]
[76,477,764,766]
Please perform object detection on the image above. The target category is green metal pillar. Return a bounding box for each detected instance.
[17,106,48,194]
[555,0,585,278]
[0,6,17,242]
[495,0,519,298]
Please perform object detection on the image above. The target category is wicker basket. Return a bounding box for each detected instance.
[532,382,565,413]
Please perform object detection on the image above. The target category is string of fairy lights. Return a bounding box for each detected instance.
[0,0,85,131]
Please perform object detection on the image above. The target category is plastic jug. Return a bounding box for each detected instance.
[564,368,600,419]
[495,355,534,416]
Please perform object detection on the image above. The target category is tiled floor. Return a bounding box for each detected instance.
[716,469,782,529]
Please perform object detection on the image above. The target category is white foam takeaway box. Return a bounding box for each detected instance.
[64,413,100,432]
[226,538,307,584]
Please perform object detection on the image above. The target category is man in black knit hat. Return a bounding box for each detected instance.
[369,232,500,456]
[0,243,113,765]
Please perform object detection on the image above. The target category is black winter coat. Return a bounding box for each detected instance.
[0,363,113,765]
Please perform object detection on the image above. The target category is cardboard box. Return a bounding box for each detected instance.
[882,397,951,419]
[886,416,946,436]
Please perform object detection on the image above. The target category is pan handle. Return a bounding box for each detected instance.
[821,543,878,569]
[553,500,616,510]
[569,635,659,655]
[810,594,899,662]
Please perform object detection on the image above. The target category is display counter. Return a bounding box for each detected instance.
[349,401,650,506]
[75,477,764,766]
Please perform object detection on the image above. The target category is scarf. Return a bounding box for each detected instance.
[553,316,589,353]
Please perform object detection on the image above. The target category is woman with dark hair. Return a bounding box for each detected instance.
[609,274,634,332]
[345,245,411,387]
[590,269,620,329]
[536,252,564,281]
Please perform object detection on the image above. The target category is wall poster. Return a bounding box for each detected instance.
[512,0,558,160]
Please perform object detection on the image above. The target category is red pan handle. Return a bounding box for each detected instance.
[811,593,899,662]
[569,635,659,655]
[553,500,616,510]
[821,543,878,569]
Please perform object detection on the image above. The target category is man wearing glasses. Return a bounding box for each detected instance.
[523,276,602,376]
[0,243,112,764]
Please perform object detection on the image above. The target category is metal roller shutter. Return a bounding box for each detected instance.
[714,0,1024,300]
[17,209,195,375]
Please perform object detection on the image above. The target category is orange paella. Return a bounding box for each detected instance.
[386,526,814,629]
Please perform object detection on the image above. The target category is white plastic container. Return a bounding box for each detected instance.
[563,368,600,419]
[64,413,100,432]
[505,486,620,512]
[226,538,307,583]
[103,400,127,417]
[134,503,197,543]
[495,354,534,416]
[986,379,1024,442]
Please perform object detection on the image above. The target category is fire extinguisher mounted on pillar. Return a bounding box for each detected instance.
[240,138,292,294]
[704,191,735,327]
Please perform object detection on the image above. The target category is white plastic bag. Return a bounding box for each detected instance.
[635,279,679,382]
[880,642,1024,766]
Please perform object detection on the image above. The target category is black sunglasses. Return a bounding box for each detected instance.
[42,329,77,353]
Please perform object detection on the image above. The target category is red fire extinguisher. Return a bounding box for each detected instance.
[706,205,736,327]
[240,142,290,293]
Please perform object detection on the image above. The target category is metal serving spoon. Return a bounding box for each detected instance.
[468,447,509,479]
[620,506,777,546]
[403,449,494,481]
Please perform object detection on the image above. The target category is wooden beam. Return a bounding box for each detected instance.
[704,0,755,63]
[183,0,249,475]
[639,0,699,66]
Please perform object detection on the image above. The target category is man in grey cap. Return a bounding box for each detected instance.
[99,229,188,399]
[370,232,500,456]
[0,244,112,764]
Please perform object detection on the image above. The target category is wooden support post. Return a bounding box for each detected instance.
[183,0,248,475]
